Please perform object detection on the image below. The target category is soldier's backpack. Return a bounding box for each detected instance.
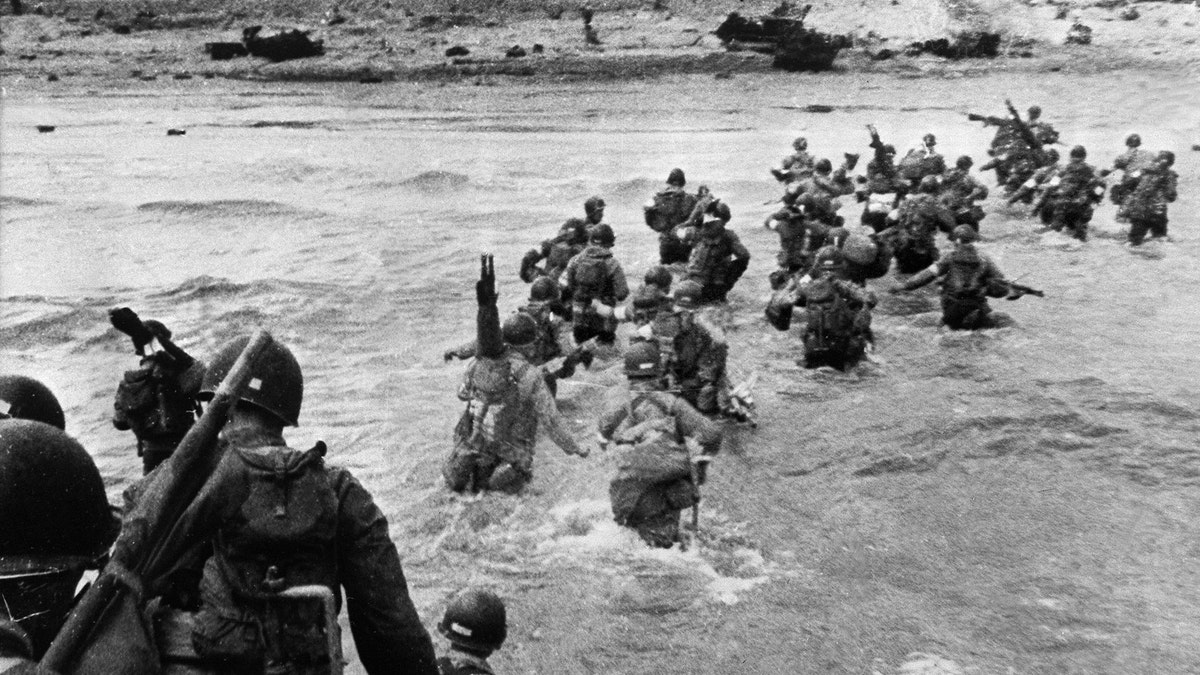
[943,249,988,300]
[196,443,342,671]
[572,253,610,302]
[802,278,856,357]
[645,190,698,233]
[112,357,194,442]
[609,393,696,525]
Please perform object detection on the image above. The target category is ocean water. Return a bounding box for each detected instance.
[2,70,1199,673]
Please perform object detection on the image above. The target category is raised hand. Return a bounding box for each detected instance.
[476,253,498,307]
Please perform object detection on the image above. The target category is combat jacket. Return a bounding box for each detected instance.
[564,246,629,307]
[147,427,439,675]
[686,230,750,287]
[903,246,1008,302]
[1124,167,1178,220]
[1112,147,1155,174]
[457,350,582,465]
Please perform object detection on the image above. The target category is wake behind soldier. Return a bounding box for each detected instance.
[446,255,588,494]
[110,308,207,474]
[123,334,441,674]
[600,341,721,549]
[891,225,1041,330]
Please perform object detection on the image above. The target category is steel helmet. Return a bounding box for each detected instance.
[919,175,940,193]
[501,312,538,348]
[589,223,615,246]
[623,340,663,379]
[584,195,606,219]
[666,168,686,187]
[922,133,937,146]
[813,245,845,273]
[814,158,833,174]
[792,136,808,151]
[0,376,65,430]
[0,419,119,576]
[882,144,896,156]
[952,224,979,243]
[439,589,507,652]
[1027,105,1041,118]
[559,218,589,245]
[643,265,673,292]
[631,285,669,314]
[1125,133,1141,148]
[956,155,973,170]
[1069,145,1087,160]
[706,200,732,223]
[529,276,560,303]
[1157,150,1175,167]
[842,232,878,266]
[1045,148,1060,162]
[672,279,704,310]
[199,334,303,426]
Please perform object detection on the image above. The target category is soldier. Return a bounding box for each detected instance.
[825,226,892,287]
[771,136,815,183]
[1125,150,1178,246]
[125,334,442,674]
[765,191,834,288]
[777,247,876,370]
[445,277,591,396]
[518,218,589,286]
[1108,133,1156,217]
[891,225,1032,330]
[899,133,947,188]
[447,255,588,494]
[939,155,989,231]
[0,419,120,664]
[437,589,507,675]
[886,175,956,274]
[109,309,207,474]
[644,168,701,265]
[861,125,906,231]
[1043,145,1105,241]
[654,280,735,418]
[1006,147,1061,224]
[643,265,674,296]
[581,195,607,237]
[793,157,857,208]
[0,375,65,429]
[600,341,721,549]
[684,201,751,303]
[564,223,629,345]
[1026,105,1060,146]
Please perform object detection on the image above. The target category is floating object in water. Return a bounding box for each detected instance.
[36,125,56,133]
[167,128,186,136]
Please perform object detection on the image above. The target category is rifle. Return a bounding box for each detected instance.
[681,438,705,553]
[1008,281,1045,298]
[42,331,275,673]
[1005,98,1043,156]
[967,112,1011,127]
[866,124,886,158]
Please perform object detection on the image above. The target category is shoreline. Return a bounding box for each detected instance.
[2,1,1198,87]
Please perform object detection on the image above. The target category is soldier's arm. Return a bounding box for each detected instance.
[443,339,477,362]
[896,261,944,291]
[333,468,440,675]
[530,375,586,456]
[610,262,630,302]
[730,233,751,261]
[981,256,1011,298]
[597,397,630,442]
[1165,172,1178,202]
[672,398,722,456]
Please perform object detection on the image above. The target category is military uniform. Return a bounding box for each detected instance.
[564,243,629,344]
[1046,159,1104,241]
[135,425,439,675]
[519,223,587,284]
[113,348,205,474]
[793,274,875,370]
[645,184,700,265]
[438,652,496,675]
[939,167,989,230]
[599,387,721,548]
[901,244,1011,330]
[685,227,751,303]
[890,193,955,274]
[445,349,584,494]
[1109,147,1156,214]
[1124,163,1178,245]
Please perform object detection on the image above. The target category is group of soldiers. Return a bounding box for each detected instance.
[1,320,508,674]
[1,98,1184,674]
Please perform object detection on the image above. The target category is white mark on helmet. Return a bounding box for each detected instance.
[0,399,10,415]
[249,377,263,390]
[451,622,473,636]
